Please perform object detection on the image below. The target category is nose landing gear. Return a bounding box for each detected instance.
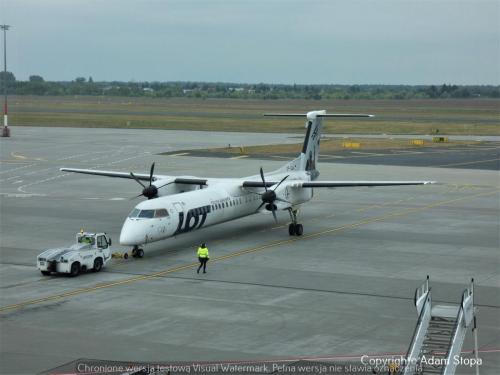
[287,208,303,236]
[131,246,145,258]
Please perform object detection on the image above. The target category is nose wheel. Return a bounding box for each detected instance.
[132,246,145,258]
[287,208,303,236]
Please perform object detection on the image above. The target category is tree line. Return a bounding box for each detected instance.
[1,72,499,100]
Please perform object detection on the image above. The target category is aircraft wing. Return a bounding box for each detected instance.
[60,168,154,181]
[242,181,277,188]
[60,168,207,185]
[288,180,435,188]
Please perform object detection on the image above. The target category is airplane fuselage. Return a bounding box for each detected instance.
[120,172,313,246]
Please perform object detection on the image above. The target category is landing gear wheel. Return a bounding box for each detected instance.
[93,258,103,272]
[287,208,302,236]
[136,248,144,258]
[41,271,51,276]
[132,246,138,258]
[123,253,129,260]
[70,262,80,277]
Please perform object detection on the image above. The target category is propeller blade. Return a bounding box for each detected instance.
[130,172,146,188]
[256,201,266,211]
[129,193,144,200]
[259,167,268,192]
[149,162,155,185]
[155,180,175,190]
[271,206,278,223]
[273,175,289,191]
[275,197,291,204]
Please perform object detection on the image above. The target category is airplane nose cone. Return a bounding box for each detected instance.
[119,219,144,246]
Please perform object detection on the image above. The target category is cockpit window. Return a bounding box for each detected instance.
[131,209,170,219]
[128,208,140,218]
[138,210,155,218]
[154,209,169,218]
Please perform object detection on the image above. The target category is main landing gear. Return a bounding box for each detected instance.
[287,208,303,236]
[131,246,145,258]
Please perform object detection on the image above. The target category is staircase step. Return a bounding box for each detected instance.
[421,368,444,374]
[421,369,443,374]
[429,321,456,325]
[425,337,453,342]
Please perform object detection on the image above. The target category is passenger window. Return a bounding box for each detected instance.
[97,236,107,249]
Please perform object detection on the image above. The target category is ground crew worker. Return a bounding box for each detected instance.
[197,243,210,274]
[81,236,92,244]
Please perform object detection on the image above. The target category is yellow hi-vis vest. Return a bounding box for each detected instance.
[197,247,209,259]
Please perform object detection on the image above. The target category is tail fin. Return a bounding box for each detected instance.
[265,111,373,180]
[300,110,325,179]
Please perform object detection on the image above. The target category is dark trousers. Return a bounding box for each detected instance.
[197,257,208,273]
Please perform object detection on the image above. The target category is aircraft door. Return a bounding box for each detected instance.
[154,208,170,238]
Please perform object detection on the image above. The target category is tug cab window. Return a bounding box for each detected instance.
[78,236,95,245]
[97,235,108,249]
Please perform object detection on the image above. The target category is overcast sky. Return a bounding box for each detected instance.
[1,0,499,84]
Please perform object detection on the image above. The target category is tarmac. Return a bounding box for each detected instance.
[1,127,499,374]
[162,142,500,171]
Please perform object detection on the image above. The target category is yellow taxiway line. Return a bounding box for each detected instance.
[0,188,498,314]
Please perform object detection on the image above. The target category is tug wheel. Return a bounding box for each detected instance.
[70,262,81,277]
[93,257,103,272]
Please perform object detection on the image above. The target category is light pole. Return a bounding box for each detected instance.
[1,24,10,137]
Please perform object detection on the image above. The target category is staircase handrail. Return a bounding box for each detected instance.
[401,287,432,375]
[441,289,468,375]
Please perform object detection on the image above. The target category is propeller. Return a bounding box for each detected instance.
[130,162,160,200]
[254,167,290,223]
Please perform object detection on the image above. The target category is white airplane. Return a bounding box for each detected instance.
[61,110,434,258]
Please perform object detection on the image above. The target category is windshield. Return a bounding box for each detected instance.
[78,236,95,245]
[129,208,169,219]
[128,208,140,218]
[138,210,155,218]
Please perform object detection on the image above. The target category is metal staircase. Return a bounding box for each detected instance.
[400,276,479,375]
